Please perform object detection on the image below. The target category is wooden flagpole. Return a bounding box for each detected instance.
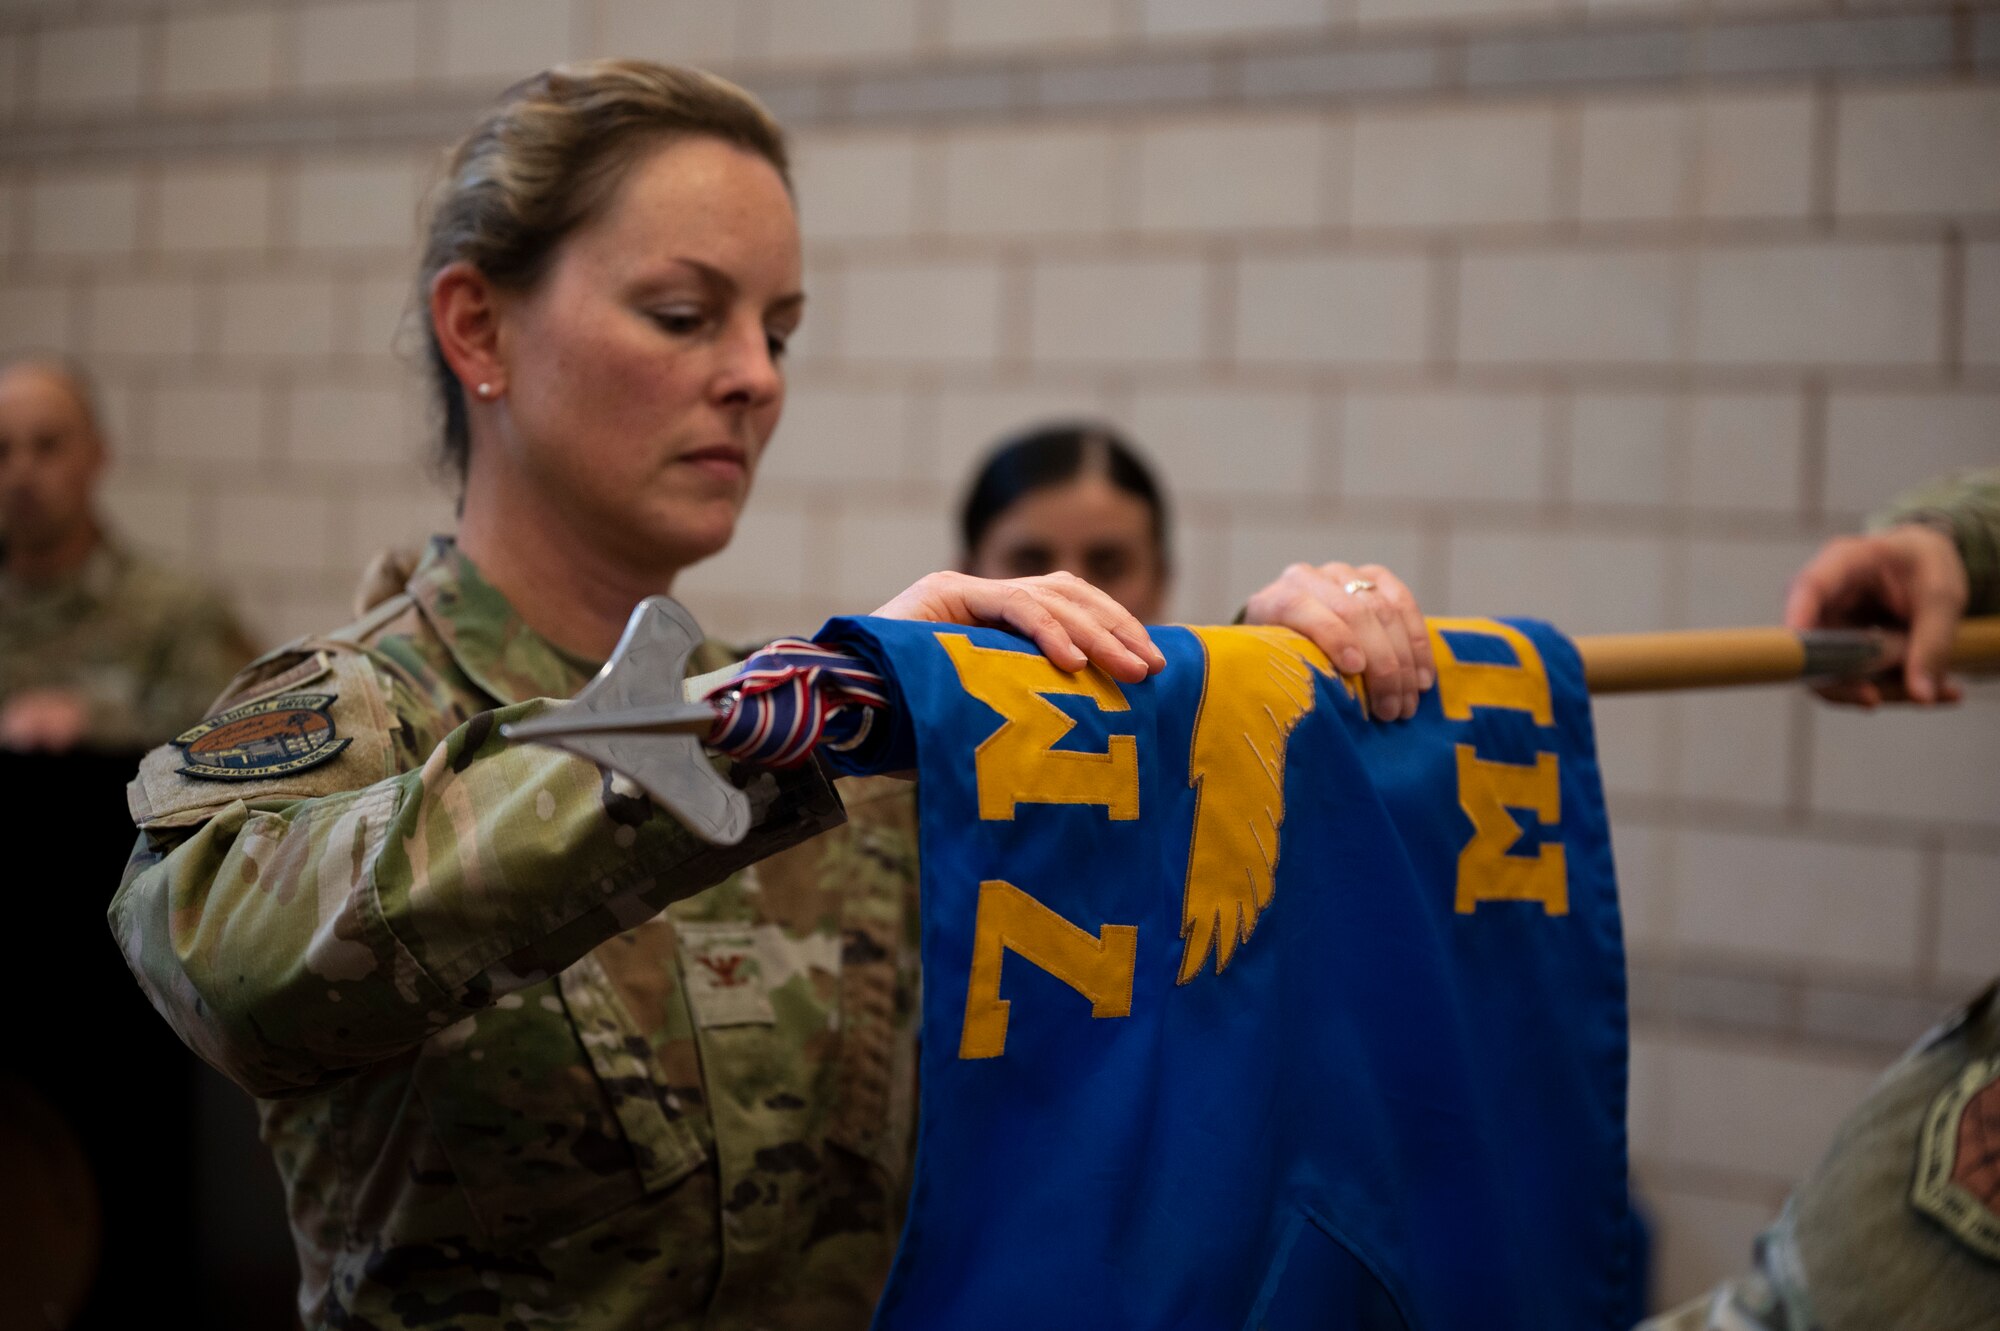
[1576,616,2000,694]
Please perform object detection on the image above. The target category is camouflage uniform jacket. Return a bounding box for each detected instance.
[0,533,252,749]
[109,538,921,1331]
[1870,466,2000,616]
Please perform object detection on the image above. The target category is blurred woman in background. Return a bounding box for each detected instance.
[960,420,1431,719]
[960,421,1173,623]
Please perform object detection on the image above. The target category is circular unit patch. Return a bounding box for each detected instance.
[1911,1052,2000,1264]
[173,692,351,781]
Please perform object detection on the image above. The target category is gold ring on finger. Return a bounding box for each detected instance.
[1343,579,1377,595]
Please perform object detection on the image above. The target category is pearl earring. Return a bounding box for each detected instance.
[475,382,495,399]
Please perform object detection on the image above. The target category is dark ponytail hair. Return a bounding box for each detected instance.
[959,422,1170,568]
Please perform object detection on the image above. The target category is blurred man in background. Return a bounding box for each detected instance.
[0,357,253,753]
[1,358,267,1328]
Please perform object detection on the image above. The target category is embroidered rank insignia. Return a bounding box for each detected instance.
[1912,1052,2000,1263]
[674,922,776,1028]
[173,692,351,781]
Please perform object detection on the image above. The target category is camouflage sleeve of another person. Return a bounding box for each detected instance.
[127,587,257,745]
[75,579,257,752]
[1868,466,2000,616]
[87,589,257,751]
[109,661,841,1100]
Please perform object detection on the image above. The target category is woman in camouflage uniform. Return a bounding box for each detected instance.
[110,62,1434,1331]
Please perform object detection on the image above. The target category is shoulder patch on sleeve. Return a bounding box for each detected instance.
[172,693,348,780]
[1912,1051,2000,1263]
[127,645,399,829]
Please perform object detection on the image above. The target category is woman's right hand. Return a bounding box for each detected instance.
[872,571,1166,684]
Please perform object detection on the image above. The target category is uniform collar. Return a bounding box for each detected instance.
[403,536,601,706]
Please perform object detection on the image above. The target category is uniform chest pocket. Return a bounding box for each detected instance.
[411,952,707,1249]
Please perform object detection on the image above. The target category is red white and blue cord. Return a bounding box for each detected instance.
[702,639,890,769]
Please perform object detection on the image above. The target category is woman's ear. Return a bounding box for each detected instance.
[430,261,508,399]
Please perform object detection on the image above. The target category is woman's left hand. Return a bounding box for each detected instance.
[873,570,1167,684]
[1243,561,1433,722]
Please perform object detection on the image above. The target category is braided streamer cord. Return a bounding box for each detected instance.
[703,639,890,768]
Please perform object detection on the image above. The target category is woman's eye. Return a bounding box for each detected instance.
[1088,552,1133,582]
[649,307,706,336]
[766,330,791,360]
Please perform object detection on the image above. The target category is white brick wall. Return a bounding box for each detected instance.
[927,383,1118,483]
[1645,1187,1782,1307]
[1234,253,1432,365]
[349,271,415,359]
[1692,242,1947,367]
[290,157,429,253]
[596,0,743,68]
[1144,0,1330,39]
[793,133,920,242]
[0,34,23,123]
[1344,390,1549,502]
[1126,387,1319,497]
[1351,102,1560,229]
[1222,514,1433,609]
[160,10,281,103]
[153,380,271,466]
[0,280,79,354]
[1578,96,1691,224]
[1358,0,1560,24]
[1696,90,1818,221]
[85,276,202,361]
[1685,533,1822,627]
[1669,691,1796,807]
[28,170,143,259]
[1028,257,1209,364]
[1571,392,1674,508]
[1447,529,1673,632]
[1823,393,2000,516]
[762,381,917,486]
[1687,393,1804,514]
[1460,247,1683,364]
[283,382,413,469]
[764,0,920,65]
[942,0,1121,51]
[1939,850,2000,986]
[1645,1037,1879,1181]
[5,0,1996,1311]
[158,161,277,255]
[212,484,343,576]
[217,274,342,361]
[843,258,1004,363]
[1672,828,1925,973]
[1136,116,1337,232]
[942,125,1125,237]
[1811,693,2000,826]
[1967,241,2000,365]
[1836,85,2000,216]
[295,0,425,93]
[440,0,577,84]
[33,21,149,116]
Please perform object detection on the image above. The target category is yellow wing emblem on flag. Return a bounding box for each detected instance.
[1178,627,1351,985]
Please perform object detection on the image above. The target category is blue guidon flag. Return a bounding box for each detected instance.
[815,616,1640,1331]
[173,692,349,781]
